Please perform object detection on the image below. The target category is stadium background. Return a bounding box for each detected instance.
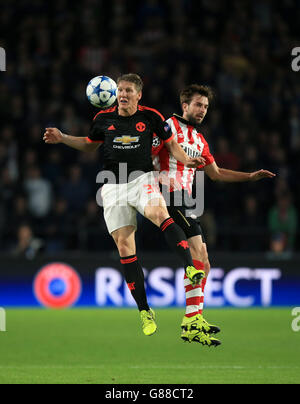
[0,0,299,309]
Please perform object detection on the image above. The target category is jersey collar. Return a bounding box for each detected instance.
[173,114,195,127]
[173,113,189,124]
[172,113,200,130]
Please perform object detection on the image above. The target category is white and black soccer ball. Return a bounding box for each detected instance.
[86,75,117,108]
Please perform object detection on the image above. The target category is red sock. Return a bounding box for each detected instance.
[198,277,207,315]
[184,260,204,318]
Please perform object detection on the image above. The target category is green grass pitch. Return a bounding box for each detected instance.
[0,308,299,384]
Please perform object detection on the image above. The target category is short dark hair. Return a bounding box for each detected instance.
[117,73,143,92]
[180,84,214,106]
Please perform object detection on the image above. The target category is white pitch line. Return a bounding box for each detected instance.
[0,365,298,371]
[129,365,300,370]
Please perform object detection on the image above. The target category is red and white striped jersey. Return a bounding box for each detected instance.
[152,114,215,194]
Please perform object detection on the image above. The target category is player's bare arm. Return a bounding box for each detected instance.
[43,127,100,152]
[165,138,205,168]
[204,161,276,182]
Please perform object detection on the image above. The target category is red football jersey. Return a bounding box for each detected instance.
[152,115,214,194]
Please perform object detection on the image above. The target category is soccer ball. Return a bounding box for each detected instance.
[86,75,117,108]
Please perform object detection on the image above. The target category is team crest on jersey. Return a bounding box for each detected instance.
[136,122,146,132]
[33,263,82,308]
[177,133,185,143]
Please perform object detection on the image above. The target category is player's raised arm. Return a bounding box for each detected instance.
[43,127,100,152]
[165,138,205,168]
[204,161,276,182]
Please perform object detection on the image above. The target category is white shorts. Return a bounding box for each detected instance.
[101,172,164,234]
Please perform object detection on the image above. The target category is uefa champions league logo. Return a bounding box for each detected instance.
[34,263,82,308]
[0,47,6,71]
[0,308,6,332]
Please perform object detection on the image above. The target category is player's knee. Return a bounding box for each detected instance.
[115,237,135,257]
[118,243,134,257]
[147,207,168,226]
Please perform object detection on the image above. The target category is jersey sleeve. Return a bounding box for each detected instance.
[152,134,164,156]
[198,135,215,169]
[151,110,175,143]
[87,116,105,144]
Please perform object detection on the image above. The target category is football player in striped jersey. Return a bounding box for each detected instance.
[153,84,275,346]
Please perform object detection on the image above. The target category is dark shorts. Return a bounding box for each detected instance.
[161,186,206,242]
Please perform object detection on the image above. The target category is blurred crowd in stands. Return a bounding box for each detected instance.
[0,0,299,257]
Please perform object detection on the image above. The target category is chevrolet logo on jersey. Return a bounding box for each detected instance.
[113,136,140,145]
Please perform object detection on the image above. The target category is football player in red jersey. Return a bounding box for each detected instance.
[153,84,275,345]
[43,75,220,342]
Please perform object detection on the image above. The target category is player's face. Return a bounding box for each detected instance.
[117,81,142,115]
[183,95,209,125]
